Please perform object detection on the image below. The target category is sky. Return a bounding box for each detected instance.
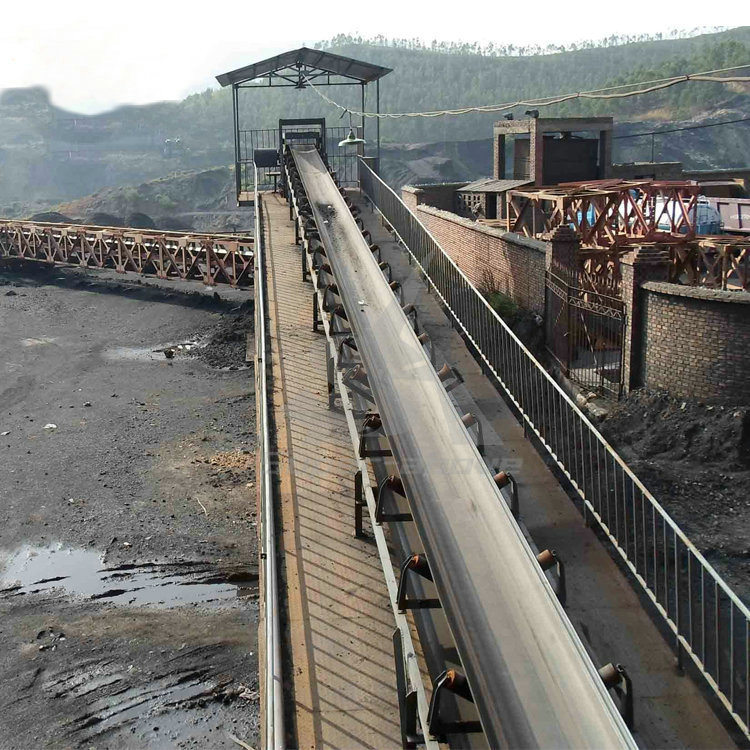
[2,1,747,114]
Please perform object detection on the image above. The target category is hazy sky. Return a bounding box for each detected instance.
[3,1,746,114]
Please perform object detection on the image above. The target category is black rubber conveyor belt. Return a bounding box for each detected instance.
[290,144,637,750]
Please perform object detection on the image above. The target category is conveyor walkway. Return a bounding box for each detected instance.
[262,192,402,749]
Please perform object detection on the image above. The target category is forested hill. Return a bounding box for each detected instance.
[160,26,750,144]
[312,28,750,141]
[1,27,749,207]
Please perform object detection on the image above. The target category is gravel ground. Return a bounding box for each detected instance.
[0,261,259,749]
[601,390,750,603]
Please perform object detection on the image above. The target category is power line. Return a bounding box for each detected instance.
[613,116,750,139]
[304,63,750,119]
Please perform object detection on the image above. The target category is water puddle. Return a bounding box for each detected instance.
[0,545,257,609]
[21,337,57,347]
[103,340,203,362]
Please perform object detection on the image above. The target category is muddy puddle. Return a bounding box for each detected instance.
[103,340,203,362]
[0,544,257,608]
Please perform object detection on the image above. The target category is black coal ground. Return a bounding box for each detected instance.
[601,389,750,604]
[0,262,259,749]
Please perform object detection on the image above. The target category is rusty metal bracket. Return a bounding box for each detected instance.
[389,279,404,304]
[461,413,484,457]
[358,413,392,458]
[427,669,483,740]
[328,303,353,338]
[599,663,634,730]
[401,303,420,334]
[378,260,393,282]
[493,471,519,519]
[436,363,464,393]
[343,364,376,404]
[376,475,412,523]
[537,549,567,607]
[397,554,441,612]
[417,332,436,367]
[338,336,359,368]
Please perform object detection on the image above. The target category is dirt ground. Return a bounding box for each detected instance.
[0,261,259,749]
[601,390,750,603]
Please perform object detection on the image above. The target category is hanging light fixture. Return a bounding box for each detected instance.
[338,110,366,148]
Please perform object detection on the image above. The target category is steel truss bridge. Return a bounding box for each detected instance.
[0,219,254,288]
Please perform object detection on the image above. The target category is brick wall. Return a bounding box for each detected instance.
[640,282,750,404]
[413,203,547,314]
[402,188,419,212]
[401,183,468,213]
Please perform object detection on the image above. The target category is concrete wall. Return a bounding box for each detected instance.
[413,203,547,314]
[639,282,750,404]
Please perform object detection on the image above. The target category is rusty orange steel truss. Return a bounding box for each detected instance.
[672,236,750,291]
[507,180,700,249]
[0,220,254,287]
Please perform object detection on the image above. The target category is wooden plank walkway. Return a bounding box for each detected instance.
[262,192,401,749]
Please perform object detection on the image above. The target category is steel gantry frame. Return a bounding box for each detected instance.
[216,48,390,200]
[284,142,636,749]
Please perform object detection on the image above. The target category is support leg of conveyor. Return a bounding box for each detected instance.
[327,354,336,409]
[354,470,366,539]
[393,628,422,750]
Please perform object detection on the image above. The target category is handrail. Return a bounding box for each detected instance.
[359,157,750,740]
[254,165,284,749]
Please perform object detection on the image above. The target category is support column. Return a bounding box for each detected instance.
[361,83,366,155]
[620,247,671,393]
[545,225,579,281]
[232,84,241,199]
[599,130,613,179]
[376,79,381,168]
[544,226,580,374]
[494,132,506,180]
[530,119,544,186]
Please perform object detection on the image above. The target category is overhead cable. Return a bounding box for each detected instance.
[304,63,750,119]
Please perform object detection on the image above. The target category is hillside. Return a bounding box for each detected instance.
[35,168,250,234]
[1,27,749,208]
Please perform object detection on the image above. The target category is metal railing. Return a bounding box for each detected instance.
[360,158,750,741]
[253,165,284,749]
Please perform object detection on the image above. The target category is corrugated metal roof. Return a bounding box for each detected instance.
[457,178,532,193]
[216,47,392,87]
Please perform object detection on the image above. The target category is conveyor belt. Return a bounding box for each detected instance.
[290,144,637,749]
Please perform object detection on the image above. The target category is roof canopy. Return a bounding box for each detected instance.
[216,47,392,88]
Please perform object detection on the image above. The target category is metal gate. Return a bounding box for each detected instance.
[545,270,625,398]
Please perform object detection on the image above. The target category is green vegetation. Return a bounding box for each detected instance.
[487,291,519,323]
